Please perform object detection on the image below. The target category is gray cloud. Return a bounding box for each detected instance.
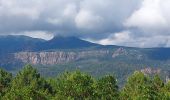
[1,0,170,47]
[0,0,140,34]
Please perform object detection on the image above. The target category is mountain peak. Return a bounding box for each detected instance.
[44,36,99,49]
[49,36,79,41]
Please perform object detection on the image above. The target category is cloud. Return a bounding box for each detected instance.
[75,10,104,30]
[117,0,170,47]
[125,0,170,35]
[1,0,170,47]
[75,0,141,34]
[12,31,54,40]
[89,31,170,48]
[97,31,131,45]
[0,0,140,34]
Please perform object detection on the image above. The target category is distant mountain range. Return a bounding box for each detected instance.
[0,35,170,85]
[0,35,170,60]
[0,35,99,53]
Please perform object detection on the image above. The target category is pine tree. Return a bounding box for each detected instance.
[3,65,53,100]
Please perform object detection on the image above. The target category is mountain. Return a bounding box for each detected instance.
[39,36,100,50]
[0,35,170,85]
[0,35,45,53]
[146,48,170,60]
[0,35,102,70]
[0,35,100,53]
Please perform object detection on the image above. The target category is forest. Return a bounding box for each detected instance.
[0,65,170,100]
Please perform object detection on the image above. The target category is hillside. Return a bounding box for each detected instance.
[1,65,169,99]
[0,35,170,85]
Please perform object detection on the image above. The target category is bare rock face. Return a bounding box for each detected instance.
[14,50,109,65]
[78,50,109,58]
[112,48,127,58]
[14,52,77,65]
[140,67,161,75]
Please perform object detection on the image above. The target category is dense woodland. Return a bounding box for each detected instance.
[0,65,170,100]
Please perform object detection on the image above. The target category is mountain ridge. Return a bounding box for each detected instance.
[0,35,101,53]
[0,35,170,85]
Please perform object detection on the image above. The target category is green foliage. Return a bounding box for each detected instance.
[121,71,153,100]
[163,81,170,99]
[95,75,119,99]
[3,65,53,100]
[54,71,95,99]
[0,65,170,100]
[120,72,168,100]
[0,69,12,97]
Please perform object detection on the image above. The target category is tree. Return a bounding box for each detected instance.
[1,65,169,99]
[53,71,95,99]
[3,65,53,100]
[120,71,158,100]
[0,69,12,97]
[95,75,119,100]
[163,81,170,99]
[151,75,166,99]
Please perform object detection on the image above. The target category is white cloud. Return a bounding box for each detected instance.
[0,0,43,20]
[125,0,170,34]
[88,31,170,48]
[63,3,77,17]
[98,31,131,45]
[75,10,104,30]
[0,0,140,34]
[1,0,170,47]
[11,31,54,40]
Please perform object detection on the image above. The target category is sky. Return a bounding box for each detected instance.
[0,0,170,47]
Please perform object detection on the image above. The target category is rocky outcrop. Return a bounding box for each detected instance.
[112,48,128,58]
[14,52,77,65]
[14,50,109,65]
[140,67,161,75]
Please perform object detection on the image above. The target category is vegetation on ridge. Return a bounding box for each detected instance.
[0,65,170,100]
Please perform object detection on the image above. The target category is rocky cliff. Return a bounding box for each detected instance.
[112,48,128,58]
[14,50,109,65]
[140,67,161,75]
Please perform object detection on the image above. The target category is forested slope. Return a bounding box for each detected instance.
[0,65,170,100]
